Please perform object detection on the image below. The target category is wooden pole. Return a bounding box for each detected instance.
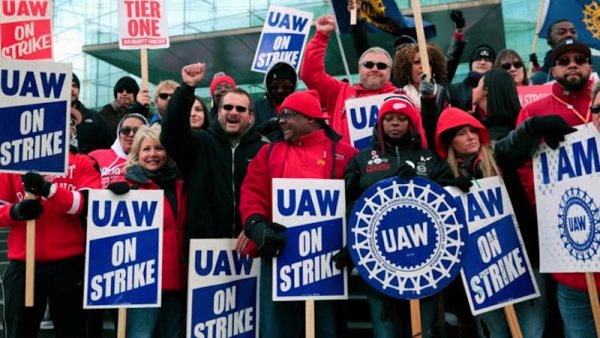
[503,304,523,338]
[350,0,357,25]
[25,192,35,307]
[410,0,431,81]
[585,272,600,337]
[117,308,127,338]
[410,299,422,338]
[141,48,149,90]
[306,300,315,338]
[528,0,546,78]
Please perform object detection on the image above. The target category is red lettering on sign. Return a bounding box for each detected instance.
[127,18,159,37]
[124,0,161,18]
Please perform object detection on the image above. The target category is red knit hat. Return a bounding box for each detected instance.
[280,90,330,119]
[209,74,236,97]
[377,95,427,150]
[434,107,489,159]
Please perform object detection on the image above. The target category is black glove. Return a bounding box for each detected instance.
[419,74,435,98]
[529,53,540,68]
[107,182,131,195]
[10,199,43,221]
[396,162,417,179]
[333,246,354,270]
[439,176,472,193]
[244,215,287,257]
[21,172,52,197]
[525,115,577,149]
[450,10,465,29]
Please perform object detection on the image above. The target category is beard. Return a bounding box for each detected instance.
[556,71,590,91]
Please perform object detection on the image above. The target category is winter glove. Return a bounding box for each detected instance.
[333,246,354,270]
[419,75,436,99]
[10,199,43,221]
[529,53,540,69]
[525,115,577,149]
[244,215,287,257]
[439,176,473,193]
[396,162,417,179]
[21,172,52,197]
[450,10,465,29]
[107,182,131,195]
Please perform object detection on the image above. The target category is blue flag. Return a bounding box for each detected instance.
[331,0,436,38]
[540,0,600,50]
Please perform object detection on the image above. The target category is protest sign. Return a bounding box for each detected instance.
[345,93,396,150]
[0,59,70,175]
[84,189,164,308]
[0,0,53,60]
[534,123,600,272]
[448,177,539,315]
[118,0,169,49]
[516,85,552,108]
[272,178,347,301]
[251,5,312,73]
[187,239,259,338]
[349,176,467,299]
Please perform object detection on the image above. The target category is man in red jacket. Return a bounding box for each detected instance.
[301,15,399,145]
[238,90,357,338]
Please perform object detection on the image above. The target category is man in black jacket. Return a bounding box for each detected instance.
[161,62,266,245]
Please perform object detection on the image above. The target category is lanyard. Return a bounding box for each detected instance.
[551,94,590,124]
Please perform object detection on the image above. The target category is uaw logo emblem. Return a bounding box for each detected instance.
[348,176,467,299]
[583,2,600,39]
[558,187,600,261]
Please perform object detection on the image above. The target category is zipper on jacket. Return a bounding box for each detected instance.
[231,144,238,237]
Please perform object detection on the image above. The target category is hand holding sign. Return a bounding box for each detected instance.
[316,15,337,36]
[525,115,577,149]
[181,63,206,87]
[10,199,43,221]
[22,172,52,197]
[244,215,287,257]
[136,89,151,108]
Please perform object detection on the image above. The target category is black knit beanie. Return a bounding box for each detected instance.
[113,76,140,99]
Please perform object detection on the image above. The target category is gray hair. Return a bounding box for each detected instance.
[358,47,393,66]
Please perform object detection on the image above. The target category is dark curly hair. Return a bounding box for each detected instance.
[393,43,448,87]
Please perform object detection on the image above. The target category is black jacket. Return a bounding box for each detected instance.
[437,71,483,113]
[161,83,267,241]
[73,100,111,154]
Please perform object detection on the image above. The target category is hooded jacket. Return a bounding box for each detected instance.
[161,83,267,242]
[301,31,400,145]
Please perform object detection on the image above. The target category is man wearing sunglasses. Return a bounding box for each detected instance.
[301,15,398,145]
[149,80,179,126]
[161,62,266,249]
[499,37,599,338]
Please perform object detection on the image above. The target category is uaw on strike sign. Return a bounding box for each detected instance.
[0,59,71,175]
[534,123,600,273]
[272,179,347,300]
[118,0,169,49]
[84,190,164,308]
[0,0,53,60]
[349,176,467,299]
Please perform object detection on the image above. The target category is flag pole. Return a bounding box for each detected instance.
[528,0,547,78]
[410,0,431,80]
[328,0,353,85]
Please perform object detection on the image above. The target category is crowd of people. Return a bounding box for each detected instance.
[0,7,599,338]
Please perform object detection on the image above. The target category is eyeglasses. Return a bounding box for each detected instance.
[361,61,390,70]
[556,54,588,66]
[222,104,249,113]
[158,93,172,100]
[279,109,300,120]
[591,105,600,114]
[119,126,139,136]
[500,61,524,70]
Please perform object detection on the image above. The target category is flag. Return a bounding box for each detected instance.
[331,0,436,38]
[540,0,600,50]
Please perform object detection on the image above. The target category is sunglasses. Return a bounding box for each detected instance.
[116,88,134,94]
[222,104,249,113]
[591,105,600,114]
[158,93,172,100]
[361,61,390,70]
[500,61,524,70]
[556,54,588,66]
[120,126,139,136]
[279,109,300,120]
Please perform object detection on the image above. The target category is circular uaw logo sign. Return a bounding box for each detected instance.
[348,177,467,299]
[558,187,600,261]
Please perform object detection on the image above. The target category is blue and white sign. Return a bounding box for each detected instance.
[0,59,71,175]
[534,123,600,272]
[251,6,313,73]
[187,239,260,338]
[272,179,347,301]
[84,189,164,308]
[349,176,467,299]
[345,94,395,150]
[448,177,539,315]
